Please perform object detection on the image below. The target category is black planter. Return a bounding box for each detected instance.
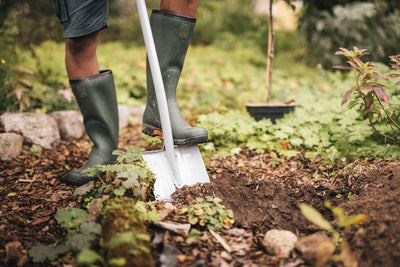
[245,102,296,123]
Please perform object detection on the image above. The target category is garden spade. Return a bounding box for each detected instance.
[136,0,210,201]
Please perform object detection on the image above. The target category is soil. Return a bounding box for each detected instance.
[0,125,399,267]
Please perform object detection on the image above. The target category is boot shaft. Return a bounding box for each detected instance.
[149,10,196,73]
[70,70,119,151]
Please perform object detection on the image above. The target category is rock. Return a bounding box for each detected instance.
[262,229,298,257]
[118,104,131,129]
[50,110,85,140]
[0,133,23,160]
[118,105,145,128]
[129,105,145,123]
[295,232,332,263]
[0,112,60,149]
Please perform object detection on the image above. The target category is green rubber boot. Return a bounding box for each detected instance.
[142,10,208,145]
[65,70,119,185]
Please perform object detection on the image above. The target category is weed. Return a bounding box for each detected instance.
[179,196,234,231]
[29,144,42,158]
[83,147,156,200]
[299,201,368,266]
[28,208,102,263]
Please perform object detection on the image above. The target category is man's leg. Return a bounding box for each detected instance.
[53,0,119,185]
[142,0,208,145]
[160,0,200,18]
[64,34,119,185]
[65,32,100,80]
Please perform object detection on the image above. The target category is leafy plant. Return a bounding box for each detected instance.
[28,208,102,263]
[179,196,234,230]
[99,197,157,267]
[300,202,368,245]
[299,202,368,266]
[83,147,156,200]
[334,47,400,144]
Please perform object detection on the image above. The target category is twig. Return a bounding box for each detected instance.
[209,229,232,253]
[152,221,191,236]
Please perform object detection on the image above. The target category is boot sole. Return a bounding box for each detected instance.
[142,124,208,145]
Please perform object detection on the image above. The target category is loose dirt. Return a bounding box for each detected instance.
[1,125,399,266]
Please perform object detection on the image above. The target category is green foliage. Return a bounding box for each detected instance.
[179,196,234,230]
[298,1,400,68]
[335,47,400,144]
[28,146,159,265]
[0,8,19,113]
[300,202,368,245]
[299,202,368,265]
[193,0,267,50]
[104,232,150,252]
[186,228,203,244]
[55,208,89,229]
[100,197,156,266]
[77,249,104,266]
[84,147,156,200]
[28,208,102,263]
[199,68,400,160]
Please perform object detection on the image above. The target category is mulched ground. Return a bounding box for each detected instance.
[1,124,399,266]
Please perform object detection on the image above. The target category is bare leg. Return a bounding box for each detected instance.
[65,31,99,80]
[160,0,200,18]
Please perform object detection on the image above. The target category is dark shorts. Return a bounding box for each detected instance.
[54,0,109,38]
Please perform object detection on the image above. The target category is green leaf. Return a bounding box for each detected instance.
[118,171,140,188]
[28,244,68,262]
[188,216,199,225]
[80,221,102,235]
[83,167,99,177]
[186,229,203,244]
[55,208,88,229]
[105,232,138,248]
[108,257,127,266]
[66,231,96,251]
[113,186,126,196]
[196,197,204,203]
[299,203,333,231]
[77,249,103,265]
[338,214,368,228]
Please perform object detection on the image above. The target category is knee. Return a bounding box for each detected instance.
[65,32,98,57]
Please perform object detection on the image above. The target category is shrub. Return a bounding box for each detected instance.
[298,1,400,68]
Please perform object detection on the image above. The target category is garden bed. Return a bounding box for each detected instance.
[0,124,399,266]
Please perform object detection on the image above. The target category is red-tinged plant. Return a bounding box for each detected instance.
[334,47,400,144]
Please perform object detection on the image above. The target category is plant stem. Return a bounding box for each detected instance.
[265,0,275,103]
[367,114,399,144]
[375,94,400,130]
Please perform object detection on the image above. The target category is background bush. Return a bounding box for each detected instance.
[1,0,400,112]
[299,0,400,68]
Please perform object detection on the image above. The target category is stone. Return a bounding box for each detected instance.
[118,104,131,129]
[0,112,60,149]
[50,110,85,140]
[0,133,23,160]
[295,232,332,263]
[129,105,145,123]
[118,105,144,129]
[118,104,145,128]
[262,229,298,257]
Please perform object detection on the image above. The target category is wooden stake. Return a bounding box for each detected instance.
[265,0,275,103]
